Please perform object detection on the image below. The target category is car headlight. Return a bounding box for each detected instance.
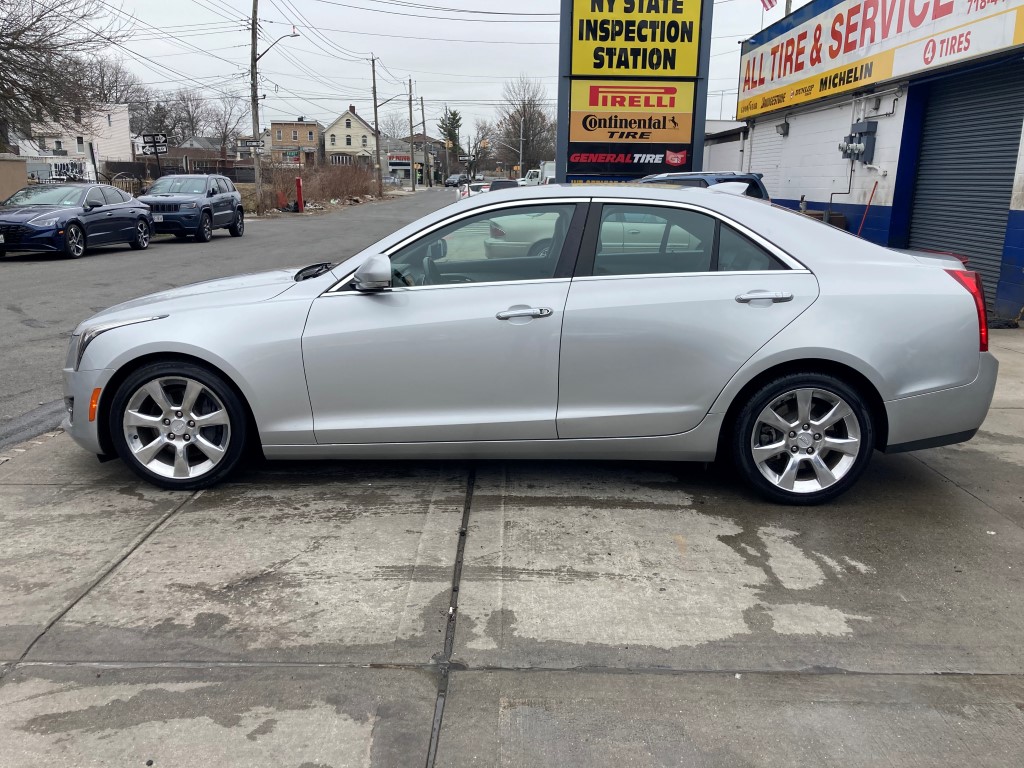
[29,215,60,227]
[68,315,168,371]
[179,202,197,209]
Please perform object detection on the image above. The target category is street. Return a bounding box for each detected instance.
[0,191,452,449]
[0,191,1022,766]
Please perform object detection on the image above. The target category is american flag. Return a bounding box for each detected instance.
[761,0,778,10]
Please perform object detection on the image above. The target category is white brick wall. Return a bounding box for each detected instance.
[745,89,908,207]
[703,137,744,171]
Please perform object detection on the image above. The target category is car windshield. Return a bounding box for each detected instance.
[3,185,86,207]
[147,177,208,195]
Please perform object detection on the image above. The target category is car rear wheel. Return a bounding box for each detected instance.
[128,219,150,250]
[527,238,553,258]
[732,373,874,505]
[194,212,213,243]
[228,209,244,237]
[63,223,86,259]
[110,361,248,490]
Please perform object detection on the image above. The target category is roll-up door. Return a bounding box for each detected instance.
[908,59,1024,304]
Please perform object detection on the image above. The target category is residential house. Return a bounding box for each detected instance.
[324,106,377,166]
[269,118,323,167]
[14,104,132,181]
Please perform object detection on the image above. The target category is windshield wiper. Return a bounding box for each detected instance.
[295,262,335,281]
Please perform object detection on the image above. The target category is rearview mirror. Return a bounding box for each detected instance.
[352,254,392,292]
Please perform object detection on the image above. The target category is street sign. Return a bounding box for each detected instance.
[458,154,469,162]
[242,140,263,147]
[141,145,168,155]
[141,133,167,145]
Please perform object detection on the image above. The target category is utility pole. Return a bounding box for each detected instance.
[371,57,383,197]
[519,116,524,180]
[408,78,416,191]
[249,0,262,216]
[420,95,431,187]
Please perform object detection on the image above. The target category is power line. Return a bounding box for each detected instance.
[309,0,558,22]
[344,0,558,14]
[259,18,557,45]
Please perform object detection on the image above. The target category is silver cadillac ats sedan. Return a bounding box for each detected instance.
[63,185,997,504]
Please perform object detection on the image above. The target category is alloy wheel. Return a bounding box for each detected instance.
[121,376,232,480]
[136,220,150,248]
[66,225,85,258]
[749,387,862,494]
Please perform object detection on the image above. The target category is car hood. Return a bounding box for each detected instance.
[138,194,206,205]
[0,205,74,222]
[76,268,300,331]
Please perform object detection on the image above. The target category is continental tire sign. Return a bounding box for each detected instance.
[738,0,1024,118]
[557,0,713,182]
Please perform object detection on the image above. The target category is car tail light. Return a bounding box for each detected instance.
[945,269,988,352]
[489,222,506,238]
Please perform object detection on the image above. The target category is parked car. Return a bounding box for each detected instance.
[137,174,243,242]
[457,182,489,199]
[636,171,771,201]
[382,175,403,186]
[0,183,153,259]
[62,185,996,504]
[487,178,519,192]
[445,174,469,187]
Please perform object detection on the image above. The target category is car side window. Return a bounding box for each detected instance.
[118,188,133,202]
[593,204,716,276]
[388,204,577,288]
[215,178,230,194]
[101,186,123,205]
[223,179,236,192]
[85,188,105,208]
[717,224,785,271]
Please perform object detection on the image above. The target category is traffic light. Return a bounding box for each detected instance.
[480,139,489,149]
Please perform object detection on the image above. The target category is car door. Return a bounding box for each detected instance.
[556,201,819,439]
[100,186,132,243]
[80,187,111,244]
[302,200,588,444]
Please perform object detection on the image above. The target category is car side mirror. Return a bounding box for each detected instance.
[86,201,102,210]
[352,254,392,292]
[208,189,216,197]
[428,240,447,260]
[139,187,149,195]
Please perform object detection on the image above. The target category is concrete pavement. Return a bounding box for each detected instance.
[0,330,1021,766]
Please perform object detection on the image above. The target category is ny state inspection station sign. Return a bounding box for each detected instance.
[738,0,1024,118]
[558,0,713,181]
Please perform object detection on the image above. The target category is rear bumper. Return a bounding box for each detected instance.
[883,352,998,452]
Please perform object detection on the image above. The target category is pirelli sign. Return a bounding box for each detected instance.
[557,0,713,181]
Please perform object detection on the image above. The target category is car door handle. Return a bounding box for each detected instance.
[627,229,641,234]
[735,291,794,304]
[496,307,553,320]
[105,212,115,217]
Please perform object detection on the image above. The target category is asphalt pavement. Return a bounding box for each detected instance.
[1,191,1023,765]
[0,189,453,447]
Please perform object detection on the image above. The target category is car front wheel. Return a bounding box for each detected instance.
[195,212,213,243]
[63,223,86,258]
[128,219,150,250]
[732,373,874,505]
[109,361,248,490]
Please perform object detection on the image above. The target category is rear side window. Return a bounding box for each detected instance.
[216,178,231,194]
[718,224,785,271]
[584,204,787,276]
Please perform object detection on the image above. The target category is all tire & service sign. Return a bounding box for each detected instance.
[557,0,714,182]
[738,0,1024,118]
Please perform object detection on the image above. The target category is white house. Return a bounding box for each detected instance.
[324,105,377,166]
[16,105,132,180]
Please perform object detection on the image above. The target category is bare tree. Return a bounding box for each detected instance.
[91,57,148,105]
[468,119,494,177]
[169,88,212,142]
[494,75,556,174]
[380,111,409,142]
[0,0,127,149]
[208,95,250,167]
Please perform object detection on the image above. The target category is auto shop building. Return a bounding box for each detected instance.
[737,0,1024,317]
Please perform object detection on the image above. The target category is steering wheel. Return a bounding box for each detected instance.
[421,256,443,286]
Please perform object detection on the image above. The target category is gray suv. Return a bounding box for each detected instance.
[139,174,244,242]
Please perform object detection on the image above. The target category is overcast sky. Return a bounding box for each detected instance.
[106,0,810,136]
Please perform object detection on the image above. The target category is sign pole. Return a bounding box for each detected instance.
[555,0,573,184]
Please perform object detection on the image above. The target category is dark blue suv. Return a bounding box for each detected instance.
[138,174,244,242]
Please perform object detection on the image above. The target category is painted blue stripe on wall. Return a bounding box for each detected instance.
[743,0,848,52]
[773,198,894,246]
[996,210,1024,319]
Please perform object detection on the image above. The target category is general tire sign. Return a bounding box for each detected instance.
[557,0,713,183]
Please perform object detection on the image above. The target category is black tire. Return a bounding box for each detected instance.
[194,211,213,243]
[228,208,244,237]
[732,372,874,505]
[109,361,249,490]
[63,223,86,259]
[128,218,151,250]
